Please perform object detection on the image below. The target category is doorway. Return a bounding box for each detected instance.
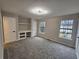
[3,16,16,44]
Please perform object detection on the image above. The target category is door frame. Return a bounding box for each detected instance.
[2,12,17,44]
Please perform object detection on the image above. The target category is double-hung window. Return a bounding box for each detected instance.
[39,20,46,33]
[59,20,74,40]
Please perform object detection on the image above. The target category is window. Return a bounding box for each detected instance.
[39,20,46,33]
[59,20,74,40]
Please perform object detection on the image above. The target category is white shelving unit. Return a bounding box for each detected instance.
[18,31,31,40]
[18,23,31,25]
[18,16,31,40]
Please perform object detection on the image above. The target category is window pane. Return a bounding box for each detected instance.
[65,34,72,40]
[59,33,65,38]
[40,27,44,32]
[59,20,73,40]
[39,21,45,33]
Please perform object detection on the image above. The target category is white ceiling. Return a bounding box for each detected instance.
[0,0,79,18]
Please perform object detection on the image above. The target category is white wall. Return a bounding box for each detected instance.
[31,19,37,37]
[37,15,78,48]
[76,20,79,59]
[0,9,3,59]
[76,38,79,59]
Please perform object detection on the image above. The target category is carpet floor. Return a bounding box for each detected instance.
[4,37,77,59]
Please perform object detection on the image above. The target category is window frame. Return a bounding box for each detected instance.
[39,20,46,34]
[59,19,74,40]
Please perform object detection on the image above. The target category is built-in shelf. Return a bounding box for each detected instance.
[18,23,31,25]
[18,31,31,40]
[18,16,31,40]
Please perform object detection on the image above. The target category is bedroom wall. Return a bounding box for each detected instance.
[0,9,3,59]
[37,14,79,48]
[2,11,30,40]
[76,20,79,59]
[31,19,37,37]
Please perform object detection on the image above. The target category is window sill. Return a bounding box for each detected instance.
[39,32,45,34]
[59,37,72,40]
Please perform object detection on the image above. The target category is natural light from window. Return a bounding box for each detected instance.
[59,20,73,40]
[39,20,46,33]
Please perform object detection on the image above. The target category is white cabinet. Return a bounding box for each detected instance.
[18,16,31,40]
[18,31,31,40]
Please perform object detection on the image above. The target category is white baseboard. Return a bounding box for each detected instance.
[76,52,79,59]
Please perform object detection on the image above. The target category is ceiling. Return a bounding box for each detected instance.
[0,0,79,18]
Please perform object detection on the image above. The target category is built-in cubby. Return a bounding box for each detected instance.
[18,16,31,40]
[18,31,31,40]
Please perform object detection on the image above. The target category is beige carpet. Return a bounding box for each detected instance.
[4,37,77,59]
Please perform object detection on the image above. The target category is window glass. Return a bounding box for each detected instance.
[39,20,45,33]
[59,20,73,40]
